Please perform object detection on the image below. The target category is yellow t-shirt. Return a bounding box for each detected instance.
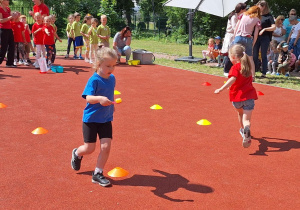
[97,24,110,44]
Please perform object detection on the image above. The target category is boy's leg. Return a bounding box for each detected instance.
[71,143,96,171]
[51,44,56,63]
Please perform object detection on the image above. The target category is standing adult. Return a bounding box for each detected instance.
[272,15,286,43]
[222,2,247,76]
[233,5,261,80]
[0,0,18,67]
[29,0,49,18]
[253,1,275,78]
[113,26,132,63]
[287,18,300,59]
[283,9,300,41]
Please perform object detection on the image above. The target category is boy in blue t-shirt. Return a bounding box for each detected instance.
[71,46,118,187]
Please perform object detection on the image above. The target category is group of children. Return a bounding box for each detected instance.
[9,11,61,69]
[65,13,110,64]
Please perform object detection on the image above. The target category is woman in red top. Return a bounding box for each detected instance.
[215,44,258,148]
[0,0,19,67]
[29,0,49,18]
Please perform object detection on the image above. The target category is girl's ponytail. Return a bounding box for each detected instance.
[240,53,251,77]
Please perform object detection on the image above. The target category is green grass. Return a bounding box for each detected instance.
[56,38,300,91]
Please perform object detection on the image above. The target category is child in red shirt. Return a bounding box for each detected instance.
[32,12,45,69]
[215,44,257,148]
[11,12,28,66]
[42,16,61,67]
[29,0,49,18]
[20,15,35,64]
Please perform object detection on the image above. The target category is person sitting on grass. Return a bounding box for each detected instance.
[276,41,292,76]
[202,38,215,62]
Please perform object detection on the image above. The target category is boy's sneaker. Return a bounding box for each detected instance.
[276,73,280,76]
[73,55,78,59]
[71,148,82,171]
[89,60,93,64]
[271,72,276,75]
[78,55,84,60]
[242,126,251,148]
[285,73,290,77]
[85,58,90,62]
[92,172,111,187]
[239,128,244,138]
[266,71,271,74]
[18,60,23,65]
[65,54,69,58]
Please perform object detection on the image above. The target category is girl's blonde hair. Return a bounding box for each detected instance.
[94,45,118,71]
[229,44,252,77]
[208,38,214,45]
[244,5,261,19]
[275,15,285,25]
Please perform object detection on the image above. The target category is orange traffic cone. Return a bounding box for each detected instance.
[107,167,129,177]
[0,103,7,108]
[31,127,48,134]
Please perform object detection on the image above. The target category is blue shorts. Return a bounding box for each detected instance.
[74,36,83,48]
[233,36,253,56]
[232,99,255,110]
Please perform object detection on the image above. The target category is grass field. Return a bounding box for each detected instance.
[56,38,300,91]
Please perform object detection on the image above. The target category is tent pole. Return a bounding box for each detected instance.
[188,9,193,59]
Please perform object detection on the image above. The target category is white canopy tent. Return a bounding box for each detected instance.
[164,0,247,62]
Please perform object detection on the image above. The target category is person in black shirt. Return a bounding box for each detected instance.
[253,1,275,78]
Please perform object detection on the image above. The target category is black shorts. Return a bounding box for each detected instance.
[82,121,112,143]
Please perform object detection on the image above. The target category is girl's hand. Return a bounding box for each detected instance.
[29,11,33,16]
[214,89,221,94]
[99,97,113,106]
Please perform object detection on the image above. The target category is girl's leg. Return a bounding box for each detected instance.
[236,108,244,129]
[66,37,72,55]
[242,109,253,128]
[84,39,90,60]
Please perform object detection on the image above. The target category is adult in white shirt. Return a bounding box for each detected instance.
[287,18,300,59]
[272,15,286,43]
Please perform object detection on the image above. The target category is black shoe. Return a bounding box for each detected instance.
[33,52,36,56]
[6,64,17,68]
[92,172,111,187]
[71,148,82,171]
[259,74,267,79]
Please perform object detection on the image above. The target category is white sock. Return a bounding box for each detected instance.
[75,150,82,159]
[94,167,103,174]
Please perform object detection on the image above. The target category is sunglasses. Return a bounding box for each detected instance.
[290,13,296,15]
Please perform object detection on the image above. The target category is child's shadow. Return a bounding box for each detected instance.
[250,136,300,156]
[112,169,214,202]
[62,65,90,75]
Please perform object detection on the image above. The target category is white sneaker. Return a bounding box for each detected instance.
[224,73,229,77]
[271,72,276,75]
[13,61,17,66]
[266,71,272,74]
[23,60,29,66]
[85,58,90,63]
[242,126,251,148]
[18,60,23,65]
[34,63,40,69]
[89,60,93,64]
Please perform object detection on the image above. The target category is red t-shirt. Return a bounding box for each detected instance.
[42,25,54,45]
[33,3,49,17]
[228,63,258,102]
[32,22,44,45]
[24,24,31,42]
[0,7,12,29]
[11,21,25,42]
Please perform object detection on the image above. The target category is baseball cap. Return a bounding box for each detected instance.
[282,42,289,48]
[215,36,221,40]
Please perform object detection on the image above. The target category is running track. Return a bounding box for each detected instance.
[1,56,299,209]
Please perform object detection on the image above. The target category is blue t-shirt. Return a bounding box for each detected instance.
[283,18,300,39]
[82,72,115,123]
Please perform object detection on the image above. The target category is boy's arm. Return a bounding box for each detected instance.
[86,95,114,106]
[21,31,27,45]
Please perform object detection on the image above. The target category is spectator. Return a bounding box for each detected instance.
[0,0,19,67]
[272,15,286,43]
[202,38,215,62]
[293,55,300,72]
[276,41,292,76]
[213,36,222,64]
[113,26,132,63]
[253,0,275,78]
[222,2,247,75]
[65,14,75,58]
[267,40,279,75]
[283,9,300,40]
[286,17,300,59]
[233,5,261,80]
